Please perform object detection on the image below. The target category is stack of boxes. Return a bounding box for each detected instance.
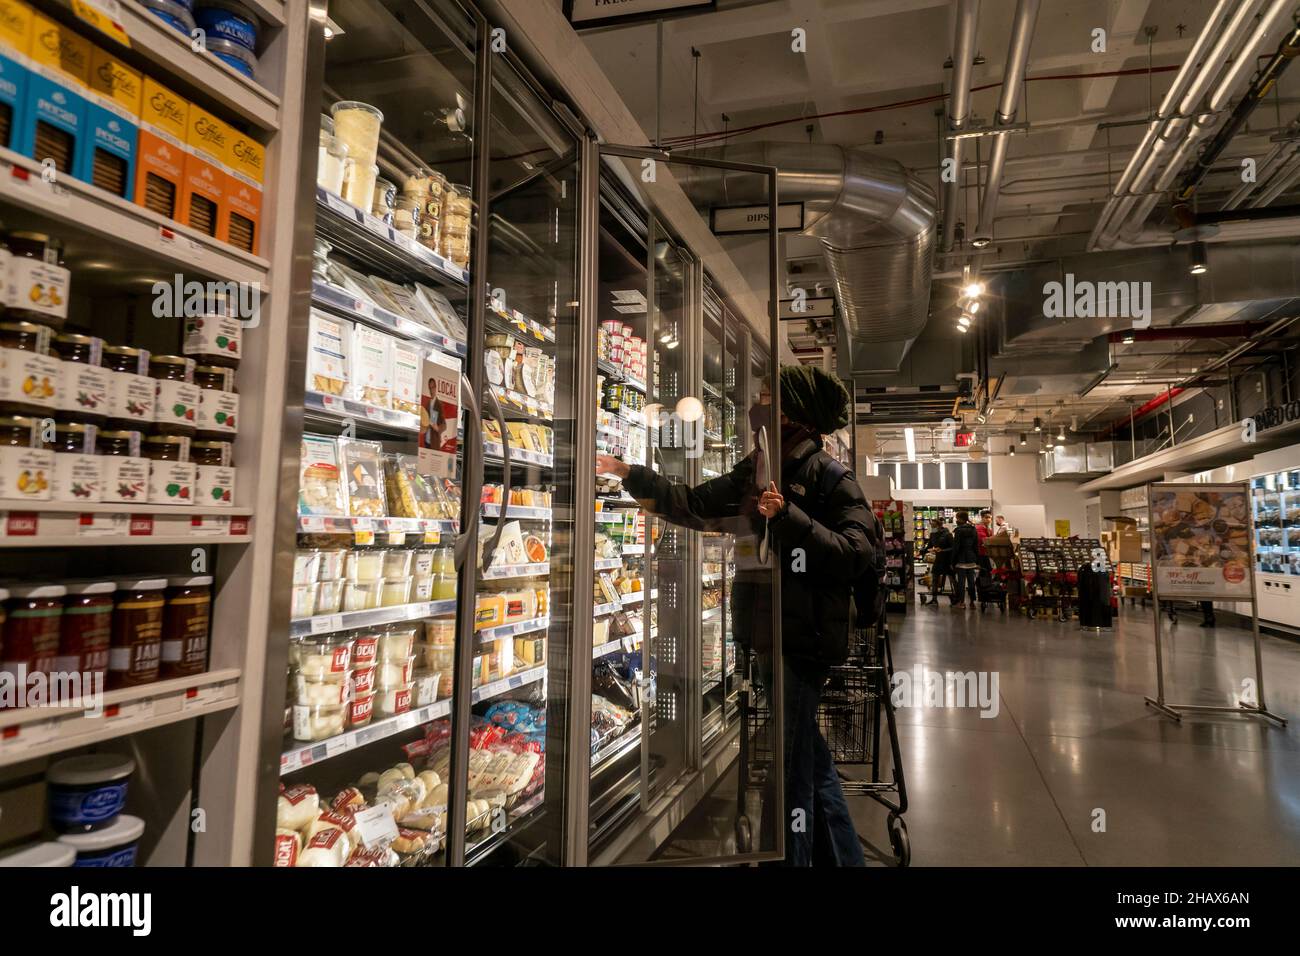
[0,0,262,254]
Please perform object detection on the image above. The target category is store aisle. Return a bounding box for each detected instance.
[848,606,1300,866]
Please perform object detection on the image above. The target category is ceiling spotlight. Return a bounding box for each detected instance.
[1033,416,1042,432]
[967,300,980,314]
[1057,426,1067,441]
[1019,433,1026,445]
[958,313,972,329]
[1009,444,1016,456]
[1121,333,1135,344]
[970,236,990,249]
[1189,240,1208,275]
[962,280,985,298]
[957,324,969,334]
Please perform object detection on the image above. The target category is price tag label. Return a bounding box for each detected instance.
[324,736,350,758]
[423,530,441,545]
[309,615,342,635]
[191,515,231,537]
[354,531,375,546]
[128,516,154,537]
[351,517,372,532]
[324,191,357,219]
[353,804,400,849]
[362,215,390,239]
[183,686,213,711]
[72,0,130,45]
[300,516,325,533]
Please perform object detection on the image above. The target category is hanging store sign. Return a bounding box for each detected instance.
[1148,482,1253,600]
[1253,400,1300,434]
[564,0,716,29]
[419,350,461,480]
[778,296,835,320]
[710,202,805,236]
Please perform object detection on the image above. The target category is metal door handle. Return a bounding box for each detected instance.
[453,373,482,570]
[480,385,513,568]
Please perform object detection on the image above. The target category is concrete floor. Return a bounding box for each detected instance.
[850,602,1300,866]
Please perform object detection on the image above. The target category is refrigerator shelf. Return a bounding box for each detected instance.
[483,442,554,469]
[595,511,628,524]
[304,390,421,436]
[280,697,453,776]
[594,557,622,570]
[311,280,467,358]
[316,187,470,288]
[289,600,459,638]
[482,504,551,521]
[470,665,546,704]
[477,617,549,641]
[297,515,459,535]
[490,384,554,422]
[593,600,622,617]
[488,305,556,343]
[481,562,550,581]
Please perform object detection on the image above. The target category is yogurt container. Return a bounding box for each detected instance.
[207,36,258,79]
[47,754,135,833]
[194,1,259,50]
[57,814,145,866]
[0,842,76,867]
[144,0,196,35]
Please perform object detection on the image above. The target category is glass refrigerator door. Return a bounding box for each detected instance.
[591,150,783,864]
[274,0,479,868]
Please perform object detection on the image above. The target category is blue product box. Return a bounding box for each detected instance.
[0,48,27,151]
[76,98,137,195]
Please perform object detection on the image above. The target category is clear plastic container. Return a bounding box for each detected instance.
[315,578,344,615]
[316,549,346,581]
[375,655,414,688]
[290,582,317,620]
[374,683,413,718]
[46,754,134,834]
[380,578,412,607]
[412,576,433,602]
[330,101,383,167]
[290,634,353,682]
[383,549,413,579]
[379,625,416,662]
[412,550,436,577]
[56,814,144,867]
[317,135,348,195]
[346,549,385,582]
[293,676,349,707]
[342,162,379,211]
[293,551,320,585]
[347,693,374,729]
[351,664,375,698]
[372,178,396,224]
[342,579,381,612]
[422,642,454,675]
[292,703,345,741]
[350,631,379,670]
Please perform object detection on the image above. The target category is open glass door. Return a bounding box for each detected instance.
[588,148,783,865]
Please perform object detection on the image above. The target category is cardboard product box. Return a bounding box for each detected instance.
[77,46,140,197]
[0,0,34,151]
[17,13,91,176]
[179,105,230,238]
[222,127,263,253]
[133,76,189,220]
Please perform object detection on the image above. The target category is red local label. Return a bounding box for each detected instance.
[231,517,250,535]
[6,512,38,536]
[129,516,154,536]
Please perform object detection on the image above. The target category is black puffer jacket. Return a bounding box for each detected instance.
[622,437,877,666]
[951,522,981,566]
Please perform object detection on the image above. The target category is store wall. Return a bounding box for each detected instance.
[989,453,1091,538]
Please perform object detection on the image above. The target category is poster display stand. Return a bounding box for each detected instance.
[1144,482,1287,725]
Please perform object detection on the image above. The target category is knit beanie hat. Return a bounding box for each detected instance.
[778,365,851,434]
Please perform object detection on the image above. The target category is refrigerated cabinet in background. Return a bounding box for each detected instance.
[1250,468,1300,628]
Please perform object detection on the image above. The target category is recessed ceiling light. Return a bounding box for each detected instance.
[962,281,985,298]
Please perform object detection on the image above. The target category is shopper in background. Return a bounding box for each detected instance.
[994,514,1008,535]
[1200,600,1216,628]
[951,510,981,610]
[977,510,994,554]
[596,364,874,866]
[922,518,953,606]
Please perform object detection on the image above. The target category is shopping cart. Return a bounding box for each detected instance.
[818,619,911,866]
[733,645,772,857]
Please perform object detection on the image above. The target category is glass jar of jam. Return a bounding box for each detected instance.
[195,365,238,440]
[149,355,199,437]
[183,311,241,369]
[108,578,166,689]
[2,585,66,693]
[96,429,147,505]
[193,440,235,507]
[161,575,212,678]
[58,580,115,679]
[101,345,154,430]
[0,320,60,416]
[144,433,194,506]
[0,414,53,500]
[52,333,110,423]
[48,421,103,503]
[191,440,232,467]
[5,232,70,331]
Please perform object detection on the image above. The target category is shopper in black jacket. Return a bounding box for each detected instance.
[596,365,874,866]
[922,519,954,605]
[950,510,981,609]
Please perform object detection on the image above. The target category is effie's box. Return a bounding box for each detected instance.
[222,127,262,253]
[17,12,90,175]
[0,0,34,151]
[133,76,189,220]
[179,104,229,238]
[78,45,140,197]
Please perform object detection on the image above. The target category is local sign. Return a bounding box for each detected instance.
[710,202,805,235]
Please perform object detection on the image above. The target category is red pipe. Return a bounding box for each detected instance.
[1130,388,1184,418]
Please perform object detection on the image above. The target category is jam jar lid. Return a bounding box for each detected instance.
[55,422,94,435]
[53,333,96,346]
[145,434,188,445]
[150,354,192,368]
[0,320,51,336]
[63,579,117,596]
[7,231,50,255]
[97,429,142,440]
[167,575,213,587]
[6,584,68,599]
[113,577,168,591]
[103,345,144,357]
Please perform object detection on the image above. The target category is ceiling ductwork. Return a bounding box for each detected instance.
[679,142,936,372]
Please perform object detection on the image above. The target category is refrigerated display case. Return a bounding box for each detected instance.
[1250,467,1300,627]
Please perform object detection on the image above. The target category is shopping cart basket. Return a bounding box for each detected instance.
[818,619,910,866]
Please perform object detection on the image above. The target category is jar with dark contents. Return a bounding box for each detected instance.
[52,333,110,423]
[48,420,103,503]
[2,585,66,694]
[101,345,154,429]
[149,355,199,437]
[96,429,148,504]
[5,233,70,331]
[144,433,195,506]
[0,320,60,416]
[58,580,115,678]
[195,365,238,440]
[108,578,166,689]
[161,575,212,677]
[183,310,241,369]
[193,439,235,506]
[0,414,53,500]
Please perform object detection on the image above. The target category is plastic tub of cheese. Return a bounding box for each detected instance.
[57,814,145,867]
[290,582,318,620]
[193,0,260,50]
[383,549,413,579]
[379,624,416,662]
[290,635,354,682]
[144,0,195,36]
[342,579,382,612]
[374,655,414,689]
[292,703,345,741]
[206,36,258,79]
[345,549,385,582]
[293,676,349,708]
[293,551,321,585]
[0,842,76,867]
[315,578,344,615]
[380,577,412,607]
[316,549,347,581]
[374,682,413,718]
[46,754,135,833]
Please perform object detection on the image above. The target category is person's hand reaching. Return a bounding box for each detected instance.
[596,454,630,479]
[757,481,784,518]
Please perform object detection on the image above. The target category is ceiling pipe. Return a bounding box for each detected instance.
[1108,324,1264,343]
[971,0,1040,248]
[1112,0,1295,244]
[1087,0,1249,249]
[941,0,980,252]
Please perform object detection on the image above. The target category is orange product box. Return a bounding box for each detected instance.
[133,76,189,221]
[222,127,263,253]
[179,104,230,239]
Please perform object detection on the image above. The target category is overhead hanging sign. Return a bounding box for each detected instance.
[711,202,805,236]
[1148,482,1254,600]
[778,296,835,320]
[564,0,716,29]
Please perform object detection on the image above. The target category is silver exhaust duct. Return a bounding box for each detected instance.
[678,142,936,365]
[941,0,980,252]
[972,0,1040,247]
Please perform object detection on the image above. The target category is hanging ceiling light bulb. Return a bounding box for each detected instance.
[1019,433,1026,445]
[1056,424,1067,441]
[1033,417,1042,432]
[961,280,985,298]
[1189,240,1208,275]
[958,314,972,329]
[1009,443,1016,457]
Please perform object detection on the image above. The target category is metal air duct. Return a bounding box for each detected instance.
[942,0,980,252]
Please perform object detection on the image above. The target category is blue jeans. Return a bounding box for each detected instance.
[954,566,978,605]
[782,661,866,867]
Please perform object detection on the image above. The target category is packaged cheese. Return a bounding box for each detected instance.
[349,323,393,409]
[339,438,385,517]
[307,310,349,397]
[390,339,422,415]
[298,435,344,516]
